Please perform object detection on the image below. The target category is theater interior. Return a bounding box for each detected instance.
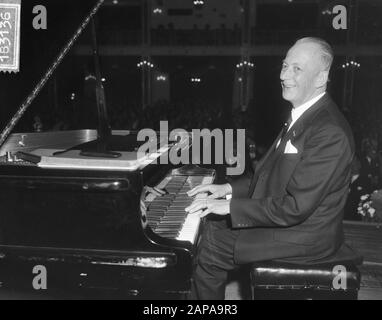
[0,0,381,300]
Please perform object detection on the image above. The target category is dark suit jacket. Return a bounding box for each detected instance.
[230,93,356,264]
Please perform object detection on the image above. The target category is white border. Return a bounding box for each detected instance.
[0,3,21,71]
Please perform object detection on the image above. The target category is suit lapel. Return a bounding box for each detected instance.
[247,132,282,196]
[285,93,331,141]
[255,129,284,172]
[273,93,332,158]
[248,93,332,197]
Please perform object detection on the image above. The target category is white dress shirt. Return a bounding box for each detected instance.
[288,92,326,131]
[276,92,326,148]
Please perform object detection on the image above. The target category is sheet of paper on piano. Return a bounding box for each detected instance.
[30,146,170,171]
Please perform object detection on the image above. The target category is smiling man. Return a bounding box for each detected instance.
[186,37,357,300]
[280,39,330,107]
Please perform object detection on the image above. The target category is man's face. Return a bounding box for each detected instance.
[280,42,324,108]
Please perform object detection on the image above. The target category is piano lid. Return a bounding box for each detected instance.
[0,0,104,139]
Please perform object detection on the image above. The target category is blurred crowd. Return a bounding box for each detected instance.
[33,98,258,135]
[344,135,382,221]
[110,99,227,132]
[342,107,382,221]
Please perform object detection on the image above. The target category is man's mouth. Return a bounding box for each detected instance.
[282,83,295,89]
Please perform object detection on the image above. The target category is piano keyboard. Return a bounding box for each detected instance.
[146,174,214,244]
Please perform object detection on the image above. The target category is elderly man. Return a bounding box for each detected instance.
[185,37,356,300]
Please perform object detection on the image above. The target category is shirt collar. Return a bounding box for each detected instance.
[291,92,326,123]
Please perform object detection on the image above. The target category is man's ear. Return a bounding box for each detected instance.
[315,70,329,88]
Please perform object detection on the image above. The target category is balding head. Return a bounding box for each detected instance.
[295,37,334,72]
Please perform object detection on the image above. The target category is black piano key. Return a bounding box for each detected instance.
[145,173,213,240]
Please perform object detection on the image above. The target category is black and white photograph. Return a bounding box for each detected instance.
[0,0,381,303]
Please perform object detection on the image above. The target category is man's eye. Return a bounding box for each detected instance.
[282,64,287,70]
[293,66,302,72]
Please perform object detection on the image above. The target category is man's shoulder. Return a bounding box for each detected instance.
[310,98,352,135]
[306,104,355,153]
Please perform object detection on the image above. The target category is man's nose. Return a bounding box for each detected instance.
[280,67,291,81]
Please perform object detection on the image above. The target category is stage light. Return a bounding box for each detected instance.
[85,75,96,81]
[137,60,155,69]
[321,9,332,15]
[342,60,361,69]
[236,60,255,69]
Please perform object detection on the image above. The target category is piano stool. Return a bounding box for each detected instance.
[250,260,361,300]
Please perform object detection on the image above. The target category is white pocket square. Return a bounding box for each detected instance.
[284,140,298,154]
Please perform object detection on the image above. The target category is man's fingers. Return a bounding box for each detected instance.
[185,199,207,213]
[187,186,206,197]
[207,193,219,199]
[185,203,203,214]
[186,199,229,217]
[187,185,211,197]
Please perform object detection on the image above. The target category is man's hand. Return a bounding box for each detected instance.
[187,183,232,199]
[185,199,231,218]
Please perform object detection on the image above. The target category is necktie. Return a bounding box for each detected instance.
[276,116,292,149]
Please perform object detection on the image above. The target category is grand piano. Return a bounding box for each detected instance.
[0,0,216,299]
